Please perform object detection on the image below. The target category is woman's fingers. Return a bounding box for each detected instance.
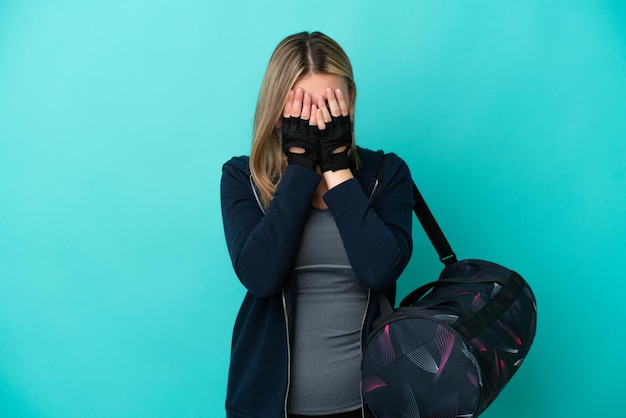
[300,93,312,120]
[283,88,303,118]
[317,95,331,123]
[284,88,318,120]
[335,88,350,116]
[309,104,318,126]
[285,87,348,128]
[316,107,326,130]
[325,88,349,117]
[291,88,304,117]
[283,90,294,118]
[325,88,341,117]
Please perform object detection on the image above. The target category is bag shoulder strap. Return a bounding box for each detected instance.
[374,154,457,316]
[411,181,457,265]
[376,154,457,266]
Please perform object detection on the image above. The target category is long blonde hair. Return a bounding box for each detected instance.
[250,31,357,207]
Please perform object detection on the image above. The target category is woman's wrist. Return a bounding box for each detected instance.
[322,168,353,189]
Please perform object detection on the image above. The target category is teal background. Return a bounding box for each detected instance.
[1,1,624,417]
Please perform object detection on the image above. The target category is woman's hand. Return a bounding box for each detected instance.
[280,88,320,170]
[316,88,354,188]
[316,88,353,173]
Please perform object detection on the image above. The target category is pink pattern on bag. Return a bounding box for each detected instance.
[375,324,395,369]
[363,373,387,393]
[434,325,455,380]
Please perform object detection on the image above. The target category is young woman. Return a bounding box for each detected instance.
[221,31,414,418]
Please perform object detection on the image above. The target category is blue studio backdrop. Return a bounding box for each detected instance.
[1,1,625,417]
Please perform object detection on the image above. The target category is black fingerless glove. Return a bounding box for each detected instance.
[319,114,352,172]
[280,116,320,171]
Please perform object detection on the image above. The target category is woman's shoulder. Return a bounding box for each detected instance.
[222,155,250,175]
[356,146,409,175]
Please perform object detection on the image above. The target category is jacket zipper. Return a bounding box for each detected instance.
[359,288,372,418]
[282,287,291,418]
[361,165,379,418]
[251,176,292,417]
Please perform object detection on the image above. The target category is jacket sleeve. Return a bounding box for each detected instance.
[323,153,413,292]
[220,159,320,297]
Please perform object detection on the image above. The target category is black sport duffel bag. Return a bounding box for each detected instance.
[362,180,537,418]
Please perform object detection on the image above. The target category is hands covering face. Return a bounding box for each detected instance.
[280,87,352,172]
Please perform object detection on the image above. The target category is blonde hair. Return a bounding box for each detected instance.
[250,31,357,207]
